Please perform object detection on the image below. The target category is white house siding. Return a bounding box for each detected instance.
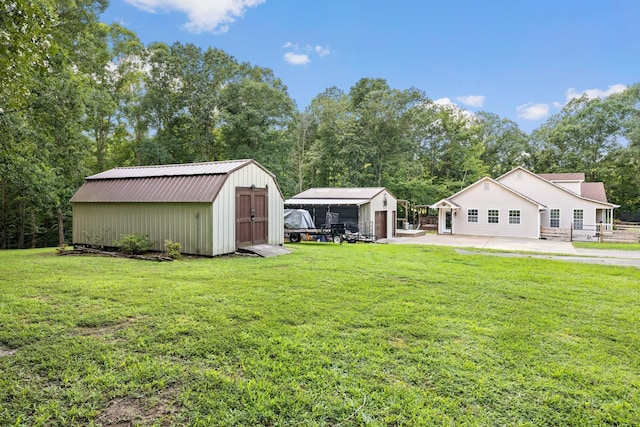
[499,171,605,229]
[211,162,284,256]
[72,202,213,255]
[451,181,540,238]
[552,181,581,194]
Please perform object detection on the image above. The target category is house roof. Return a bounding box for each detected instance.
[538,172,585,182]
[290,187,389,200]
[581,182,608,203]
[428,198,461,210]
[500,167,617,207]
[447,176,547,209]
[71,159,279,203]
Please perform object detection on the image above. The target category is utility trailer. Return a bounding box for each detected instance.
[286,223,348,244]
[285,224,377,244]
[284,208,375,244]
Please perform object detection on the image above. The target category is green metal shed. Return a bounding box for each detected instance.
[70,159,284,256]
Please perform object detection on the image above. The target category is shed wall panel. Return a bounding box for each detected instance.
[369,191,397,238]
[211,163,284,255]
[72,202,212,255]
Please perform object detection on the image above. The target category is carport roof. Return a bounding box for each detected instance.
[285,198,370,206]
[290,187,388,200]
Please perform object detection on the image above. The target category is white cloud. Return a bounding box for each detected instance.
[516,103,549,120]
[315,45,331,57]
[455,95,485,108]
[124,0,265,33]
[284,52,310,65]
[283,42,330,65]
[565,84,627,102]
[434,97,453,106]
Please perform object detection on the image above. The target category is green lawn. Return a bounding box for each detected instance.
[573,241,640,250]
[1,243,638,426]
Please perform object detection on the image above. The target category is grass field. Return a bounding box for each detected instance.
[1,243,638,426]
[573,241,640,251]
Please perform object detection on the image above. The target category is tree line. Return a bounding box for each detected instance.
[2,0,639,249]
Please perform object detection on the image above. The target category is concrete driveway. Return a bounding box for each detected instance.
[382,233,640,268]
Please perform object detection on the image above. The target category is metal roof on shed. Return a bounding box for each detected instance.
[71,159,281,203]
[86,159,251,180]
[70,175,228,203]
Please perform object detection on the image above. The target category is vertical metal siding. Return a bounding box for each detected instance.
[72,163,283,257]
[211,163,284,256]
[72,202,213,255]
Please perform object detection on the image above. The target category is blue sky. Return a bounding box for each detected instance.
[101,0,639,133]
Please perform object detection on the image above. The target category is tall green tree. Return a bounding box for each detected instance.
[307,79,428,194]
[0,0,109,248]
[219,69,295,162]
[477,112,532,176]
[532,83,640,211]
[84,23,144,172]
[0,0,56,113]
[134,42,190,164]
[182,47,242,162]
[347,78,423,186]
[307,86,359,187]
[411,102,487,196]
[532,95,622,179]
[290,110,316,193]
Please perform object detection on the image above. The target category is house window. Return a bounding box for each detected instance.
[509,210,521,224]
[550,209,560,228]
[468,209,478,223]
[488,209,499,224]
[573,209,584,230]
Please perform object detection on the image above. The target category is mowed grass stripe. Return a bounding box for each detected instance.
[0,243,638,426]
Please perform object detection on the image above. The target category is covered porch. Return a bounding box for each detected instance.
[429,199,460,235]
[596,207,615,231]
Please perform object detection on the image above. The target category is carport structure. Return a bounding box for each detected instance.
[285,187,397,240]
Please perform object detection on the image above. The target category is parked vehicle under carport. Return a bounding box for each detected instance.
[284,208,349,243]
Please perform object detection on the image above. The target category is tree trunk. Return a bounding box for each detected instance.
[18,199,25,249]
[31,208,37,249]
[0,178,5,249]
[57,207,65,247]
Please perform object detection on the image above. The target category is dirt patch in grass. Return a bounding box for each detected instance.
[0,348,18,357]
[388,337,409,349]
[74,316,145,339]
[96,386,180,426]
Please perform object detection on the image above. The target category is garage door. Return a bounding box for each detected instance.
[375,211,387,239]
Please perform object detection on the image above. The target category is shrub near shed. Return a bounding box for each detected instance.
[115,234,153,255]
